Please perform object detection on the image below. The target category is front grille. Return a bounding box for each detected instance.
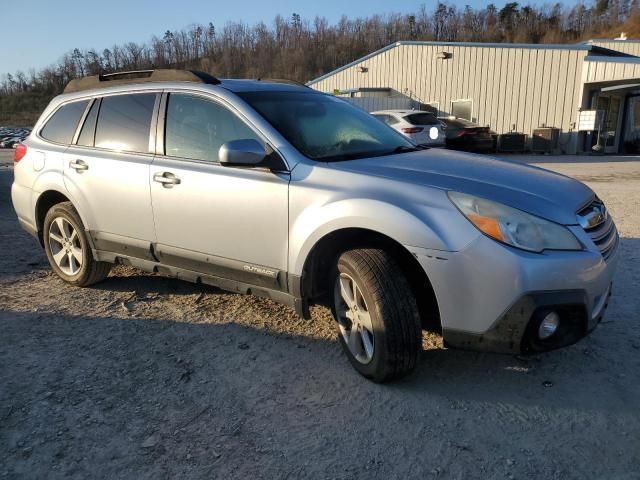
[577,199,619,260]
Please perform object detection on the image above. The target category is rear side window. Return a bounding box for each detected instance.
[164,93,262,162]
[77,99,100,147]
[40,100,89,144]
[405,113,439,126]
[94,93,156,153]
[374,114,399,126]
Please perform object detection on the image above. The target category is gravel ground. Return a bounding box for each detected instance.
[1,149,639,479]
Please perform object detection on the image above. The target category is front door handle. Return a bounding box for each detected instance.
[69,159,88,172]
[153,171,181,187]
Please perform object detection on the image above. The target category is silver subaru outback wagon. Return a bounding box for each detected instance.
[11,69,619,382]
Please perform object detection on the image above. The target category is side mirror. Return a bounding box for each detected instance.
[219,139,267,167]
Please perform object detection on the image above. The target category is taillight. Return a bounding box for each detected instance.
[13,144,27,162]
[401,127,424,134]
[456,129,477,137]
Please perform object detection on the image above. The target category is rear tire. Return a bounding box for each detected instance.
[330,248,422,382]
[43,202,111,287]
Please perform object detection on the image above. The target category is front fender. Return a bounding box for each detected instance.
[289,196,477,276]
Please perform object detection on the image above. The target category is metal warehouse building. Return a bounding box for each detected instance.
[308,39,640,154]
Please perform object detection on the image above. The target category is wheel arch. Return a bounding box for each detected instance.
[290,198,454,274]
[34,190,77,246]
[299,227,441,332]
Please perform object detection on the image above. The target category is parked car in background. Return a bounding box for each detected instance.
[372,110,445,147]
[1,137,23,149]
[438,117,495,152]
[0,127,31,148]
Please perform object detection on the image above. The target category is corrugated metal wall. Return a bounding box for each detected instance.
[310,43,585,152]
[584,57,640,83]
[341,96,418,112]
[591,40,640,57]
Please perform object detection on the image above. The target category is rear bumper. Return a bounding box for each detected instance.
[409,231,618,354]
[11,182,38,239]
[18,217,39,239]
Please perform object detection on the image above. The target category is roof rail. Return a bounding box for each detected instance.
[64,69,221,93]
[257,78,310,88]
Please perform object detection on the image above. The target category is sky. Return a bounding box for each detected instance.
[0,0,566,77]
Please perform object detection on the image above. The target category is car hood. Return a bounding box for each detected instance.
[329,149,594,225]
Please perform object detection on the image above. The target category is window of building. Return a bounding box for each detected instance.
[634,101,640,129]
[94,93,156,153]
[451,99,473,122]
[40,100,90,144]
[164,93,262,162]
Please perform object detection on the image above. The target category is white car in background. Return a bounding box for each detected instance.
[371,110,445,147]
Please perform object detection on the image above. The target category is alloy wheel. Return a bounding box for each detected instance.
[48,217,83,276]
[334,272,375,364]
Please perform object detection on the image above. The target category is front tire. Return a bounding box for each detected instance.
[331,248,422,382]
[43,202,111,287]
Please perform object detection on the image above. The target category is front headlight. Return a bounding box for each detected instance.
[448,191,582,252]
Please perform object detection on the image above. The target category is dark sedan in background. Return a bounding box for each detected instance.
[438,117,495,152]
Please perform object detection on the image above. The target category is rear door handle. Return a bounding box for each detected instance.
[153,171,181,187]
[69,159,88,172]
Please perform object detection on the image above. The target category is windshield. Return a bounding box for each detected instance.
[238,91,416,161]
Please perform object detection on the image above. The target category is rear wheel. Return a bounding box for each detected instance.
[331,248,422,382]
[43,202,111,286]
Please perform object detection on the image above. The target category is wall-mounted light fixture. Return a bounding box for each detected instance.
[435,51,452,60]
[358,66,369,73]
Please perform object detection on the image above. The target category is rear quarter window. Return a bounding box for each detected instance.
[40,100,89,144]
[373,114,399,126]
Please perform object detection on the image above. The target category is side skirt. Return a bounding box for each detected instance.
[93,249,307,317]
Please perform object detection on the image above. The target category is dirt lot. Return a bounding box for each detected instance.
[1,149,639,479]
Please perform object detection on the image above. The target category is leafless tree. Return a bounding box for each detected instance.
[2,1,638,125]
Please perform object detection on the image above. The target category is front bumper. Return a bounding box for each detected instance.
[442,286,612,353]
[410,232,618,354]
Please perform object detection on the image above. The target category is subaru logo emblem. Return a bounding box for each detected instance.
[578,203,607,228]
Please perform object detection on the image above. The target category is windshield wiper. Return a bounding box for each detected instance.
[319,145,423,162]
[375,145,422,157]
[320,152,364,162]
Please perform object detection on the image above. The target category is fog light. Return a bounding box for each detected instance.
[538,311,560,340]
